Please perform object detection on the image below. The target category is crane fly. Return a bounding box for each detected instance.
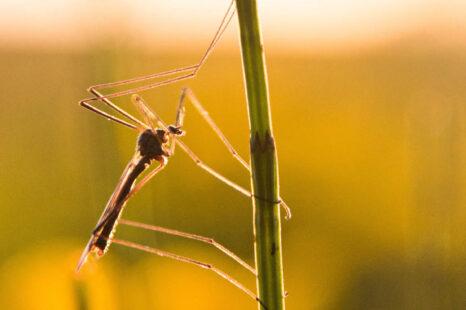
[76,95,185,271]
[76,0,290,307]
[76,92,267,306]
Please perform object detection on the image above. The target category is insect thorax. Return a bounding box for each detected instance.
[137,129,167,159]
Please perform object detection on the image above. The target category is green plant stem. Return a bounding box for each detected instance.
[235,1,285,309]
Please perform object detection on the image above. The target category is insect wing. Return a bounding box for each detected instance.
[76,151,142,272]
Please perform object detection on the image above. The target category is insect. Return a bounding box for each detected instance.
[75,94,185,272]
[76,0,289,306]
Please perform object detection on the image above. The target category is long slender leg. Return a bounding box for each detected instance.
[130,95,167,130]
[131,94,156,131]
[110,238,266,308]
[80,101,141,131]
[183,88,292,218]
[175,139,253,197]
[79,88,148,132]
[174,90,186,128]
[181,87,250,170]
[119,219,256,275]
[176,93,291,219]
[80,0,237,105]
[98,158,168,228]
[121,157,168,206]
[175,138,291,223]
[169,91,187,155]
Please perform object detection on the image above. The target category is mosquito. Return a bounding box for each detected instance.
[76,0,290,306]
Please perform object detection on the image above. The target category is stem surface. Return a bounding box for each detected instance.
[235,1,285,309]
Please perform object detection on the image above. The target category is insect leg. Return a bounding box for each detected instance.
[120,157,168,206]
[167,90,187,155]
[181,87,250,170]
[80,0,237,105]
[176,89,292,218]
[176,139,252,197]
[119,218,256,275]
[79,88,148,131]
[110,237,267,308]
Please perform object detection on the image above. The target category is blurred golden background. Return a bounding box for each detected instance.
[0,0,465,309]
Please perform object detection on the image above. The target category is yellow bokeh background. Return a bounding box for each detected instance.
[0,1,465,309]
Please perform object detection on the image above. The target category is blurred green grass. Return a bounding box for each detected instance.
[0,43,464,309]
